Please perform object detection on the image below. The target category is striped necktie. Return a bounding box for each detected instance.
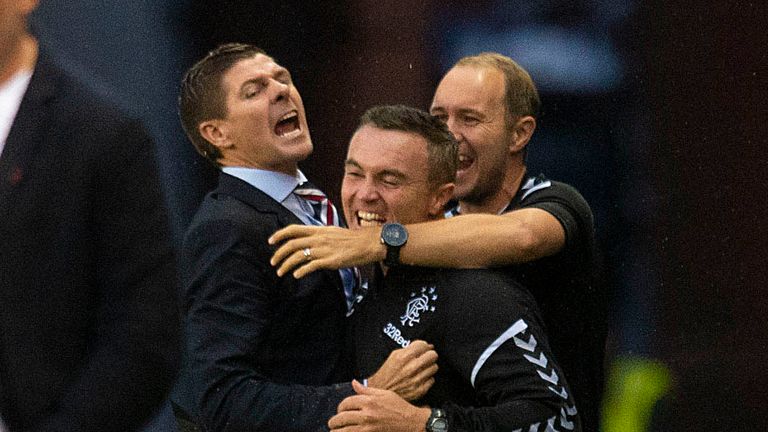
[293,182,341,227]
[293,182,359,311]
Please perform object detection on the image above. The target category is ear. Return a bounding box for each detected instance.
[509,115,536,154]
[428,183,455,218]
[199,120,232,150]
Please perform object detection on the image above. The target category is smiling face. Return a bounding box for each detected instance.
[341,125,449,229]
[430,65,517,205]
[201,54,312,174]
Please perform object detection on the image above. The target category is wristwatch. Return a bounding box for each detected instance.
[380,222,408,267]
[425,408,448,432]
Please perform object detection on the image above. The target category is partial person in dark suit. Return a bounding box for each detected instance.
[0,1,180,431]
[174,43,437,432]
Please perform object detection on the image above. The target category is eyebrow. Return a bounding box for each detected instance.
[344,159,407,180]
[430,105,484,118]
[238,67,291,92]
[379,169,407,181]
[274,68,290,79]
[457,107,484,117]
[239,77,265,92]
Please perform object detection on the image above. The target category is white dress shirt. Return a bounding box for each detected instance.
[0,69,34,158]
[221,166,317,225]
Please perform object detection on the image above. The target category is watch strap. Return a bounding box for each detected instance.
[384,243,401,266]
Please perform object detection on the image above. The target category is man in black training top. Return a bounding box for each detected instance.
[326,105,580,432]
[271,53,605,432]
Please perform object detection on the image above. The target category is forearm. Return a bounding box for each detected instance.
[270,207,564,277]
[197,372,354,432]
[400,210,563,268]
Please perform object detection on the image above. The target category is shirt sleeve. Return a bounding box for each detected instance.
[517,180,595,257]
[438,271,581,432]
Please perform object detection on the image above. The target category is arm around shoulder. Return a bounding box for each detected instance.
[398,209,565,268]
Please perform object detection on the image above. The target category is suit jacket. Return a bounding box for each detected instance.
[0,49,179,431]
[178,173,354,432]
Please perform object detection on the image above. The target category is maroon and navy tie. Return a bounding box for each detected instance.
[294,182,359,311]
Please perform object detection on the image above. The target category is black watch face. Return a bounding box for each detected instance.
[382,223,408,247]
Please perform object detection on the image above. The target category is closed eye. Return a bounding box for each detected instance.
[462,115,480,125]
[380,173,404,187]
[344,171,364,178]
[242,81,264,98]
[431,112,448,123]
[344,164,364,178]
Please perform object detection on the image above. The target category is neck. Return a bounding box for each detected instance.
[459,163,527,215]
[0,34,38,85]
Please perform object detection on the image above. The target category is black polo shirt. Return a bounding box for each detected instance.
[448,173,606,432]
[350,266,581,432]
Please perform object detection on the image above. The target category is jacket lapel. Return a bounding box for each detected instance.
[216,172,344,288]
[216,172,304,227]
[0,52,57,203]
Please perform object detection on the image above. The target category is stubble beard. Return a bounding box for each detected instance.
[456,157,508,208]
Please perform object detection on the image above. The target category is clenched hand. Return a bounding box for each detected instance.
[329,380,432,432]
[366,340,438,401]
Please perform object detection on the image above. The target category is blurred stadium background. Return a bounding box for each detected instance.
[31,1,767,430]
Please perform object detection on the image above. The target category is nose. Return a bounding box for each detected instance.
[357,177,380,203]
[445,117,463,142]
[271,79,290,103]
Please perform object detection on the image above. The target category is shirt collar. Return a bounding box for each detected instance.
[446,171,544,217]
[222,166,308,203]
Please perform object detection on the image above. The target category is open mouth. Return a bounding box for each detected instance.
[356,210,386,227]
[275,111,301,138]
[457,154,474,172]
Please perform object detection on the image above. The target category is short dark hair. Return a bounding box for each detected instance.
[358,105,458,186]
[178,43,266,165]
[455,52,541,122]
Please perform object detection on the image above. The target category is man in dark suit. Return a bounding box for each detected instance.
[0,1,180,431]
[175,43,437,432]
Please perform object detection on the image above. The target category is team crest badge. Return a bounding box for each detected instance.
[400,286,437,327]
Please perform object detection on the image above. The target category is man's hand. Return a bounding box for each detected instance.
[269,225,383,278]
[367,340,438,401]
[329,380,432,432]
